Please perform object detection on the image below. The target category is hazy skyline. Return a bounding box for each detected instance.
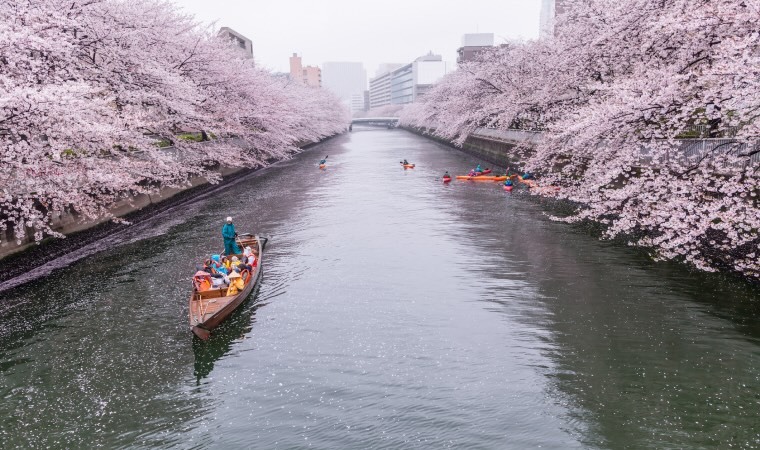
[171,0,542,76]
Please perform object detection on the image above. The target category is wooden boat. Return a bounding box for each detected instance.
[189,235,264,340]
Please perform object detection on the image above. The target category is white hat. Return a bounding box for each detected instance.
[228,271,241,279]
[226,216,232,222]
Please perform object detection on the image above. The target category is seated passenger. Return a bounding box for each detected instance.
[230,256,242,269]
[226,271,245,296]
[210,254,228,275]
[193,271,212,291]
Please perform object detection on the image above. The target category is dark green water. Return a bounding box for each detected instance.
[1,129,759,448]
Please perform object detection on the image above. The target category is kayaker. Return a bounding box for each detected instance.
[443,171,451,178]
[467,169,476,177]
[319,157,327,165]
[522,172,533,180]
[403,159,409,165]
[475,164,483,173]
[226,270,245,296]
[504,179,513,187]
[222,217,240,255]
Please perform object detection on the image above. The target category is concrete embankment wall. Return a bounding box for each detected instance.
[0,138,329,263]
[403,127,524,169]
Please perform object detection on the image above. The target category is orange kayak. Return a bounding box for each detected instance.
[456,175,507,181]
[319,164,326,169]
[403,164,415,169]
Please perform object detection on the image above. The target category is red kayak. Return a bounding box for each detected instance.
[482,169,492,175]
[504,185,513,192]
[443,176,452,183]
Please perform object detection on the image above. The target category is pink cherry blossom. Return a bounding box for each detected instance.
[1,0,348,246]
[402,0,759,279]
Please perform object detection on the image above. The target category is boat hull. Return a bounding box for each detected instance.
[189,236,263,340]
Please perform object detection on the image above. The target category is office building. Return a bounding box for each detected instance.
[457,33,494,64]
[322,62,367,101]
[289,53,321,87]
[218,27,253,59]
[289,53,303,81]
[540,0,568,39]
[303,66,321,87]
[370,53,448,106]
[368,63,403,109]
[350,92,368,113]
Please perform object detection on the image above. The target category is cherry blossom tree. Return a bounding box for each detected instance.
[403,0,759,279]
[0,0,347,245]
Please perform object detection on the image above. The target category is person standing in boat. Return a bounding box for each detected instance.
[222,217,240,255]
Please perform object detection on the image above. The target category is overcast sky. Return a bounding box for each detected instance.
[171,0,542,76]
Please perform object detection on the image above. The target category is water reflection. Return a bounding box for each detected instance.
[0,129,758,448]
[193,282,264,382]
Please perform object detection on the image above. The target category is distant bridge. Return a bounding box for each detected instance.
[350,117,399,128]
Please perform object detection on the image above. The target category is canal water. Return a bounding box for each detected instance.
[1,129,759,448]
